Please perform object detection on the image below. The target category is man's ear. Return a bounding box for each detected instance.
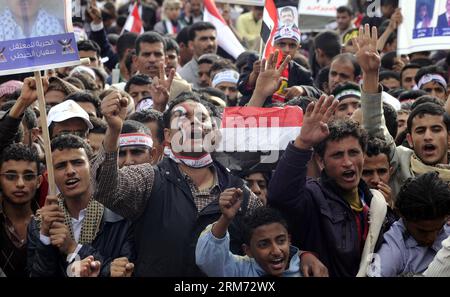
[37,175,43,190]
[150,147,157,163]
[188,40,194,52]
[30,127,40,142]
[164,128,172,144]
[314,152,324,171]
[406,132,413,148]
[242,243,253,258]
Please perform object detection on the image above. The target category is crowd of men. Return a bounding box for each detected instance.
[0,0,450,277]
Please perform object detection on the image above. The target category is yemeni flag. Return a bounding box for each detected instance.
[203,0,245,59]
[122,2,144,34]
[261,0,299,59]
[217,106,303,152]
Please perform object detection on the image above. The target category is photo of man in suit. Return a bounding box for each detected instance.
[437,0,450,28]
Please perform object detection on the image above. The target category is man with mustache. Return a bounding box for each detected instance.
[179,22,218,88]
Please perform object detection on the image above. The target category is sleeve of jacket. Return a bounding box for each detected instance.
[27,218,61,277]
[301,85,323,99]
[196,224,248,277]
[360,88,399,175]
[0,111,22,154]
[267,142,315,217]
[89,28,118,72]
[237,60,255,97]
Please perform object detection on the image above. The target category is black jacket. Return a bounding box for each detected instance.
[27,208,134,277]
[238,60,320,106]
[0,111,21,154]
[132,158,251,277]
[268,143,396,277]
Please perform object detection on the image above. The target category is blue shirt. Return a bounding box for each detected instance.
[368,219,450,277]
[195,223,302,277]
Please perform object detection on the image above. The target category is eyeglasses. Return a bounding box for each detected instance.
[0,173,38,182]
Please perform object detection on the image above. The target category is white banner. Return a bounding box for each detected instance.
[215,0,264,6]
[299,0,349,17]
[398,0,450,55]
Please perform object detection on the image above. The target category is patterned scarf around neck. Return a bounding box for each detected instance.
[57,194,104,245]
[410,154,450,181]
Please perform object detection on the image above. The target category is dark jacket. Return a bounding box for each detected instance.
[0,110,21,154]
[89,27,118,72]
[268,143,396,277]
[132,158,251,277]
[118,2,157,31]
[26,208,134,277]
[437,13,450,28]
[238,60,320,106]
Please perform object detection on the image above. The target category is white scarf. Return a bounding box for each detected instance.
[0,8,65,41]
[167,148,213,168]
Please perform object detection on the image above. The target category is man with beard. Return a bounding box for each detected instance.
[27,134,134,277]
[179,22,217,88]
[0,144,42,277]
[92,90,326,276]
[211,69,240,106]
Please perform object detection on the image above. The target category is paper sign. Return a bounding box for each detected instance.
[398,0,450,55]
[0,0,80,75]
[299,0,348,17]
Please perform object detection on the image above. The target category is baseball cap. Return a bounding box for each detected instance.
[47,100,93,129]
[274,25,301,43]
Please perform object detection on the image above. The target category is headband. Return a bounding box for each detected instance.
[417,74,448,90]
[334,89,361,102]
[212,70,240,88]
[119,133,153,148]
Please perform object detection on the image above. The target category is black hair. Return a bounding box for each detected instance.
[125,74,152,93]
[198,54,220,66]
[77,40,101,57]
[210,59,237,77]
[163,92,202,129]
[383,102,398,139]
[314,119,368,158]
[411,95,445,110]
[398,89,427,102]
[117,32,138,61]
[51,134,93,159]
[315,66,330,93]
[64,77,85,90]
[164,37,180,55]
[91,67,108,89]
[175,25,191,46]
[387,88,405,99]
[395,172,450,221]
[121,120,151,136]
[0,143,40,174]
[0,100,37,130]
[125,50,135,75]
[415,65,448,85]
[197,87,227,102]
[407,102,450,133]
[332,53,361,78]
[365,136,391,162]
[336,6,353,16]
[285,96,317,114]
[409,58,432,68]
[64,92,101,118]
[400,63,421,82]
[380,70,400,82]
[242,207,289,245]
[314,31,341,59]
[70,72,98,92]
[188,22,216,41]
[128,109,164,144]
[89,116,107,134]
[135,32,166,56]
[236,51,258,73]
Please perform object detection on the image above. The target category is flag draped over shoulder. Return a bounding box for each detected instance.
[122,2,144,34]
[203,0,245,59]
[217,106,303,152]
[261,0,299,59]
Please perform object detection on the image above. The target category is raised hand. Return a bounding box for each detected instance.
[377,181,393,208]
[388,8,403,31]
[151,62,175,112]
[39,195,64,237]
[86,0,102,25]
[49,222,77,255]
[101,90,128,133]
[249,50,291,106]
[10,77,49,119]
[110,257,134,277]
[295,95,338,150]
[219,188,243,221]
[354,24,381,75]
[68,255,101,277]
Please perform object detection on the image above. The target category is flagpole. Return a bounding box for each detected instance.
[259,37,264,59]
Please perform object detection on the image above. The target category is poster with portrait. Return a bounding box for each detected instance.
[398,0,450,54]
[0,0,80,75]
